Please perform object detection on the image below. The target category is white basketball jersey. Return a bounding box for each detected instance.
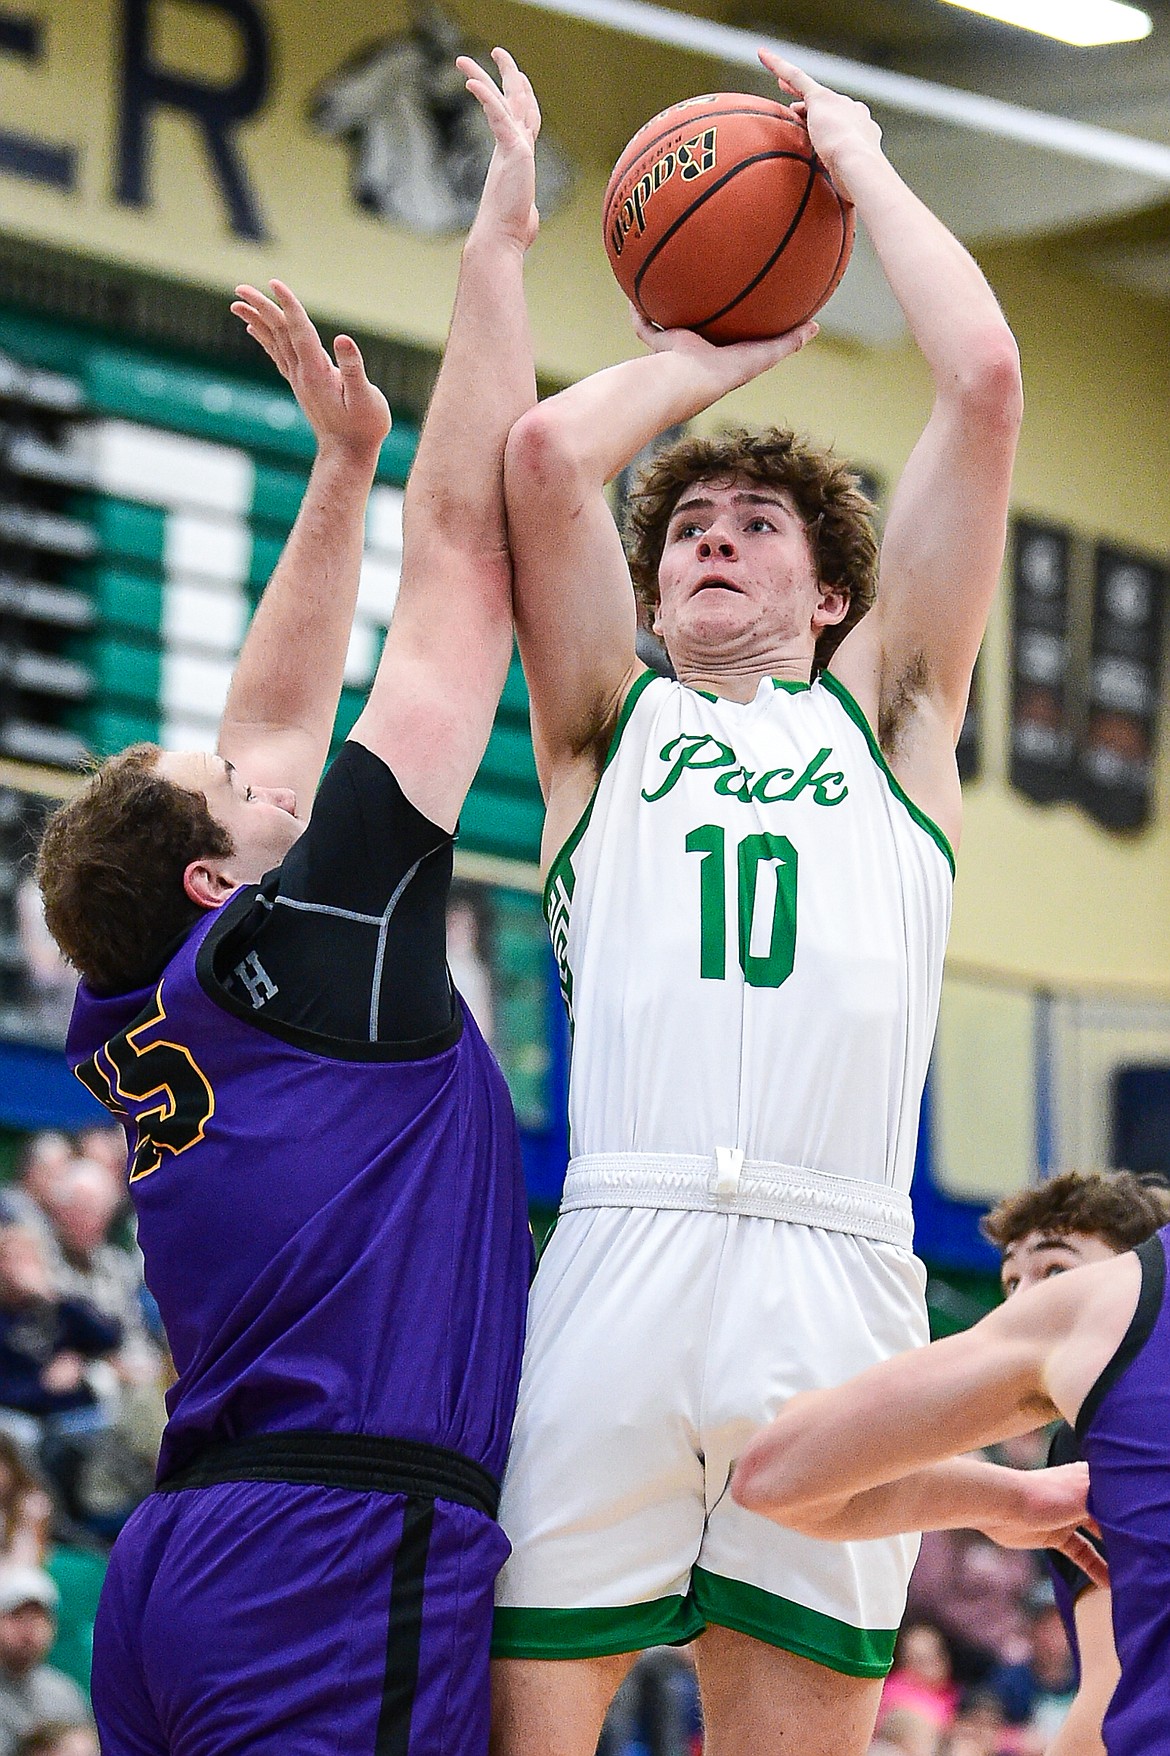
[545,670,953,1201]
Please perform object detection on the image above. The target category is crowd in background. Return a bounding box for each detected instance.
[0,1124,169,1756]
[0,1131,1085,1756]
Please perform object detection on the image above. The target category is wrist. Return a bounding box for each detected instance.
[463,222,529,264]
[313,435,383,476]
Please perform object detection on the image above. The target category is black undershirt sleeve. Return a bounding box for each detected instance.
[209,740,456,1046]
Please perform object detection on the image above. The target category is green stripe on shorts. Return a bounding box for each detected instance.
[691,1569,897,1678]
[492,1596,706,1660]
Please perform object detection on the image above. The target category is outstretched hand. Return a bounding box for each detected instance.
[230,281,391,463]
[630,303,818,388]
[458,48,541,250]
[758,49,881,205]
[975,1462,1109,1590]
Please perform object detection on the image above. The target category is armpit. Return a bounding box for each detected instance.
[878,650,931,756]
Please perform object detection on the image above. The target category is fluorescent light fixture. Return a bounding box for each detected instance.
[939,0,1152,47]
[509,0,1170,180]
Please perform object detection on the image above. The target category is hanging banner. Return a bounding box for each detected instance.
[1079,544,1166,833]
[1010,518,1076,806]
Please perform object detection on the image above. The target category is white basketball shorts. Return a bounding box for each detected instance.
[492,1204,928,1676]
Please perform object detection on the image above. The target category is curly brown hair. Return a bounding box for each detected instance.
[623,427,879,668]
[981,1169,1170,1256]
[36,744,233,996]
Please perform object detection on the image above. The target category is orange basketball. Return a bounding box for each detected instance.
[603,93,854,344]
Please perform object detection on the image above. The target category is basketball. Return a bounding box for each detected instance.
[603,93,854,344]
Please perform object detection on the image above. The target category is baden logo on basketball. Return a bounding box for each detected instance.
[609,128,718,258]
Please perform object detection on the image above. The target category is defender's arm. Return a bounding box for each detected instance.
[731,1257,1138,1523]
[770,1454,1105,1588]
[351,49,539,832]
[220,282,390,817]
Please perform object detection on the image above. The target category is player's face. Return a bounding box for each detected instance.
[156,750,304,884]
[654,478,841,670]
[1000,1228,1119,1299]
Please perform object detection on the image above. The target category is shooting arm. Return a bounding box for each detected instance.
[220,283,390,815]
[351,50,538,831]
[761,58,1022,801]
[506,319,814,806]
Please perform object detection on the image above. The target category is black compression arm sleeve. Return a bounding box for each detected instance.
[213,740,456,1046]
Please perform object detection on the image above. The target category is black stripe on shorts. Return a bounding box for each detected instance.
[376,1497,435,1756]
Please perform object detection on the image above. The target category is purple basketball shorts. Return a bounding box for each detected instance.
[92,1478,509,1755]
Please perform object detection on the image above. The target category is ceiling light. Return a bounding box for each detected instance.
[939,0,1152,45]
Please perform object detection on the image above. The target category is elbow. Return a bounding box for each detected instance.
[504,405,590,510]
[952,325,1024,435]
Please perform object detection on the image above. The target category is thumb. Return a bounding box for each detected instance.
[334,334,366,378]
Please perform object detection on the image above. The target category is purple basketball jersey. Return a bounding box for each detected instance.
[1077,1228,1170,1755]
[67,901,531,1483]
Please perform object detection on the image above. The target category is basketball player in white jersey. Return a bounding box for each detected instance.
[489,53,1023,1756]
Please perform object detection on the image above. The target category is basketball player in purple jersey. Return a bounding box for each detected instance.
[33,50,541,1756]
[987,1172,1170,1756]
[733,1218,1170,1755]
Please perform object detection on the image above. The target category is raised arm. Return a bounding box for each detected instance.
[762,56,1024,844]
[505,315,813,841]
[348,49,540,832]
[219,282,391,816]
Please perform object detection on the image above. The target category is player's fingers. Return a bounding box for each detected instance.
[629,303,660,347]
[237,303,297,378]
[234,283,286,327]
[758,50,820,100]
[333,334,366,380]
[1060,1531,1110,1590]
[456,54,494,89]
[231,312,292,382]
[492,47,541,140]
[269,280,329,370]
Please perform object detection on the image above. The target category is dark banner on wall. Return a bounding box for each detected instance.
[1010,519,1075,805]
[1079,545,1166,832]
[956,659,981,784]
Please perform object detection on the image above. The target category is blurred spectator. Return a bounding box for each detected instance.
[0,1442,50,1568]
[0,1224,122,1525]
[881,1622,959,1732]
[0,1229,120,1428]
[43,1165,149,1367]
[990,1601,1076,1737]
[906,1530,1037,1682]
[14,878,75,1047]
[14,1725,97,1756]
[0,1148,67,1271]
[0,1569,88,1756]
[67,1133,123,1190]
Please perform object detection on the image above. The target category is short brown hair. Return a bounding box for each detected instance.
[623,427,879,668]
[981,1170,1170,1256]
[36,744,233,995]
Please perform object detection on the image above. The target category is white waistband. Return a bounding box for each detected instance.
[561,1152,914,1249]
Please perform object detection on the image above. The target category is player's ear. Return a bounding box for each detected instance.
[183,860,237,911]
[814,583,849,629]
